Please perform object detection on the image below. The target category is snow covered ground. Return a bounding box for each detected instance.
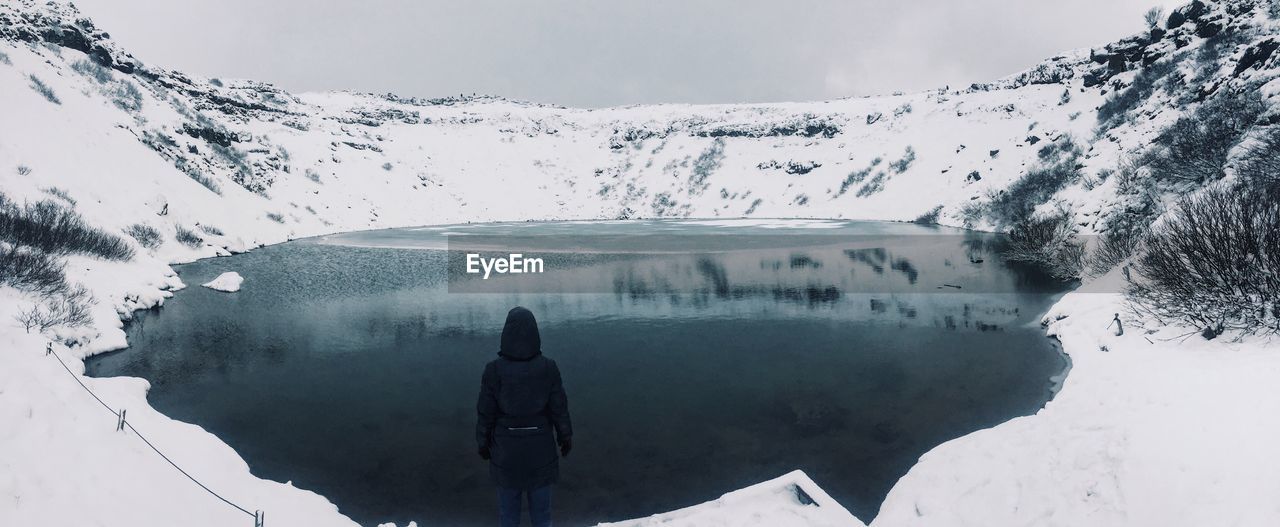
[2,0,1279,525]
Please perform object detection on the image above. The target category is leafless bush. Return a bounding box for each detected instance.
[1088,226,1146,276]
[71,58,113,83]
[1128,184,1280,335]
[913,205,943,225]
[1096,58,1178,130]
[0,51,11,65]
[174,225,203,248]
[1144,6,1165,27]
[266,212,285,224]
[1146,91,1264,184]
[174,159,222,195]
[835,157,880,198]
[111,80,143,112]
[124,224,163,250]
[1001,214,1085,281]
[16,165,31,176]
[0,193,134,260]
[28,74,61,104]
[1235,126,1280,190]
[0,243,66,295]
[887,146,916,174]
[14,284,95,333]
[198,224,224,236]
[988,136,1082,224]
[41,187,76,205]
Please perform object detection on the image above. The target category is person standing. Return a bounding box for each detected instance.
[477,307,573,527]
[1108,313,1124,336]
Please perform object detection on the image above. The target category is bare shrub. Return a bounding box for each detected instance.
[305,168,322,184]
[688,138,725,196]
[174,159,222,195]
[1088,227,1145,276]
[835,157,881,198]
[1235,126,1280,190]
[1129,184,1280,335]
[1096,58,1178,130]
[0,51,11,65]
[960,201,984,228]
[71,58,113,83]
[14,284,95,333]
[913,205,943,225]
[1147,90,1264,184]
[855,171,890,198]
[266,212,285,224]
[188,170,222,194]
[382,162,394,171]
[1001,214,1085,281]
[199,224,224,236]
[0,193,134,260]
[28,74,61,104]
[111,80,143,112]
[41,187,75,205]
[1144,6,1165,27]
[124,224,163,250]
[0,243,66,295]
[16,165,31,176]
[988,136,1082,224]
[174,225,203,248]
[887,146,916,174]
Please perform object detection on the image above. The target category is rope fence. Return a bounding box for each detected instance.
[45,342,266,527]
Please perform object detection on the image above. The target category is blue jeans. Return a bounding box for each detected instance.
[497,485,551,527]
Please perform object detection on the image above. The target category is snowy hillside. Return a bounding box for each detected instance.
[2,0,1280,525]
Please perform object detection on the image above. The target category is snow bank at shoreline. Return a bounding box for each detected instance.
[872,290,1280,527]
[601,470,865,527]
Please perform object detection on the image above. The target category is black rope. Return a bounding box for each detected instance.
[47,346,257,519]
[123,420,255,517]
[48,346,118,417]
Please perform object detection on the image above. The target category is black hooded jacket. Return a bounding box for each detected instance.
[476,307,573,489]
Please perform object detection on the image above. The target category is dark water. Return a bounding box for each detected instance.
[86,220,1068,526]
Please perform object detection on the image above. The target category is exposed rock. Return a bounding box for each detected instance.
[1235,39,1278,75]
[1195,21,1224,39]
[181,123,238,147]
[1167,0,1207,29]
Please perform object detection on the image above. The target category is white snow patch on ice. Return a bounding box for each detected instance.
[201,272,243,293]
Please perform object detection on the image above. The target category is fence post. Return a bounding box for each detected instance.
[116,409,127,432]
[46,342,52,356]
[254,510,265,527]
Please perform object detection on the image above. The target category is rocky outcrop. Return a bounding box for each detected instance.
[1235,38,1279,75]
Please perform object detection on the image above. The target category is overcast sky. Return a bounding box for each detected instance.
[73,0,1185,108]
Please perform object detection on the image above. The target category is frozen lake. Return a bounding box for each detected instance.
[87,219,1069,526]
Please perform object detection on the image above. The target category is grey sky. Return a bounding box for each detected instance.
[73,0,1185,108]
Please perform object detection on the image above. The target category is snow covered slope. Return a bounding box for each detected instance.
[2,0,1280,526]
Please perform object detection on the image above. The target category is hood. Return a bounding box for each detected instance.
[498,306,542,361]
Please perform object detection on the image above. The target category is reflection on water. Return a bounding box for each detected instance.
[87,220,1068,527]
